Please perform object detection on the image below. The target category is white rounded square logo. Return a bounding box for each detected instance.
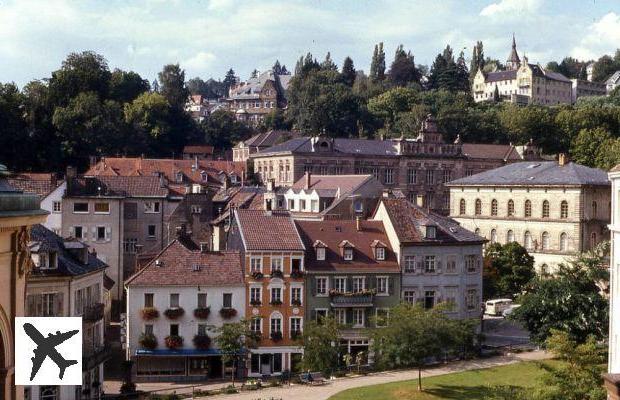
[15,317,82,385]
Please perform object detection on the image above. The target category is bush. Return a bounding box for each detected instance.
[219,308,237,319]
[164,307,185,320]
[164,335,183,349]
[140,307,159,320]
[138,333,157,350]
[193,307,210,319]
[193,334,211,350]
[223,385,238,394]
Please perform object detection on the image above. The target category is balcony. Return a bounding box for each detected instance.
[83,342,112,371]
[82,303,104,322]
[329,290,375,308]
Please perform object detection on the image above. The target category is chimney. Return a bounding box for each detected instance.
[176,224,187,238]
[356,216,362,232]
[304,171,311,190]
[558,153,568,166]
[193,156,199,171]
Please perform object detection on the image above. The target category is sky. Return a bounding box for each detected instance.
[1,0,620,87]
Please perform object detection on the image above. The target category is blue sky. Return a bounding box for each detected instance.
[1,0,619,86]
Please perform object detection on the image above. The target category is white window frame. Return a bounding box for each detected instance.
[403,290,416,303]
[375,308,390,327]
[316,247,326,261]
[375,247,385,260]
[376,276,389,296]
[344,248,353,261]
[250,257,263,273]
[289,316,303,336]
[270,256,283,272]
[144,201,161,214]
[316,276,328,296]
[52,201,62,213]
[250,287,261,303]
[352,308,365,328]
[315,308,328,323]
[96,226,106,241]
[94,202,110,214]
[334,308,346,325]
[424,255,436,273]
[270,287,282,303]
[446,255,457,273]
[73,202,89,214]
[404,255,415,273]
[290,286,302,305]
[352,276,366,292]
[250,317,262,334]
[270,315,282,335]
[334,276,347,292]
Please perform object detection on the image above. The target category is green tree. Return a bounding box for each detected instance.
[123,92,171,153]
[223,68,237,93]
[48,51,111,106]
[158,64,189,110]
[301,316,340,375]
[371,303,477,391]
[109,69,150,103]
[0,83,30,170]
[341,57,356,87]
[214,319,259,386]
[370,42,386,82]
[483,242,535,299]
[200,109,252,149]
[592,54,618,82]
[512,244,609,344]
[320,52,338,71]
[470,41,485,81]
[498,104,561,153]
[367,86,418,131]
[260,109,291,131]
[570,127,613,167]
[388,45,420,87]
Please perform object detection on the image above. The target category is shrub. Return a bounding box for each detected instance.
[291,299,302,306]
[138,333,157,350]
[223,385,238,394]
[290,269,304,278]
[140,307,159,320]
[164,335,183,350]
[193,307,211,319]
[164,307,185,320]
[193,334,211,350]
[219,308,237,319]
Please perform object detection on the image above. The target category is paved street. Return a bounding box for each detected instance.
[482,315,533,349]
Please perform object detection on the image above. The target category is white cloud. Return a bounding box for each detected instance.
[480,0,542,17]
[572,12,620,60]
[183,51,217,73]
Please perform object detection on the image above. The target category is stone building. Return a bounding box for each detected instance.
[447,156,610,273]
[250,115,539,214]
[0,166,47,400]
[571,79,606,102]
[232,130,298,163]
[227,71,291,126]
[372,197,484,319]
[472,36,572,105]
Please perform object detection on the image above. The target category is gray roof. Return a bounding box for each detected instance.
[447,161,609,187]
[253,137,398,157]
[484,64,570,84]
[606,71,620,85]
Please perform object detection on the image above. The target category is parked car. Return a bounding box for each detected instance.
[485,299,513,316]
[502,304,521,318]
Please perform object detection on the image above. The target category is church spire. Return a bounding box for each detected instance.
[507,33,521,70]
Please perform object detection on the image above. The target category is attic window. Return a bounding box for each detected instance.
[316,247,326,261]
[375,247,385,261]
[176,172,183,183]
[424,225,437,239]
[344,248,353,261]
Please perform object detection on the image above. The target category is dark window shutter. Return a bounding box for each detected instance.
[311,276,317,295]
[388,277,394,295]
[310,309,316,321]
[346,309,353,324]
[26,295,36,316]
[368,276,376,290]
[55,293,64,316]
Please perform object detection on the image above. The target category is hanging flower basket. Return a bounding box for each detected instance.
[138,333,157,350]
[165,335,183,350]
[219,308,238,319]
[164,307,185,320]
[194,307,211,319]
[141,307,159,320]
[193,334,212,350]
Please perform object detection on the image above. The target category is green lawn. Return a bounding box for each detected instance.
[329,361,556,400]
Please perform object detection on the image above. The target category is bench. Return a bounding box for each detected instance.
[300,372,327,385]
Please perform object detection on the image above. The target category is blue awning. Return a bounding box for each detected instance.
[135,348,245,356]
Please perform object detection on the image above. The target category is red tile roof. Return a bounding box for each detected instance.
[183,145,214,154]
[295,219,399,272]
[235,210,305,251]
[126,240,244,287]
[7,173,60,198]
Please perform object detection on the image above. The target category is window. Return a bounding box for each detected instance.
[223,293,233,308]
[344,248,353,261]
[524,200,532,217]
[560,201,568,218]
[475,199,482,215]
[144,201,161,213]
[96,226,106,241]
[353,309,365,327]
[250,287,261,303]
[300,199,306,211]
[94,202,110,214]
[407,169,417,184]
[40,386,59,400]
[354,200,363,213]
[352,276,366,292]
[491,199,498,216]
[403,290,416,303]
[466,289,478,310]
[541,232,549,250]
[376,277,389,295]
[444,287,458,309]
[73,202,88,213]
[147,224,156,238]
[384,168,394,184]
[590,232,597,248]
[52,201,61,213]
[560,232,568,251]
[291,287,302,304]
[311,199,319,212]
[404,256,415,273]
[542,200,550,218]
[507,200,514,216]
[334,309,346,325]
[524,231,532,250]
[459,199,466,215]
[270,316,282,334]
[290,317,302,335]
[315,309,328,323]
[506,230,514,243]
[465,255,478,272]
[315,247,326,261]
[288,199,294,210]
[316,277,328,295]
[197,293,207,308]
[271,287,282,303]
[424,290,435,309]
[426,170,435,184]
[446,255,457,273]
[170,324,179,336]
[424,255,436,273]
[592,201,598,218]
[442,170,452,183]
[334,277,346,292]
[250,318,261,334]
[123,238,138,253]
[490,229,497,243]
[144,324,154,335]
[250,257,262,273]
[197,323,208,336]
[425,226,436,239]
[144,293,154,307]
[169,293,179,308]
[375,247,385,260]
[27,293,60,317]
[271,257,283,272]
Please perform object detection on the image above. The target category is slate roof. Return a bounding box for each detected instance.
[240,130,298,149]
[235,209,305,251]
[377,198,484,245]
[606,71,620,85]
[295,219,400,272]
[447,161,610,187]
[253,137,399,157]
[29,224,109,277]
[228,71,290,100]
[67,176,168,198]
[485,69,518,83]
[125,240,243,287]
[484,64,570,83]
[7,173,61,198]
[290,174,372,197]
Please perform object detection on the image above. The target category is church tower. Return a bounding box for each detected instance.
[506,34,521,70]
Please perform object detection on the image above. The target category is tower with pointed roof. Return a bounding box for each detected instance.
[506,34,521,70]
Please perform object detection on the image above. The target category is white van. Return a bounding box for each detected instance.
[485,299,513,316]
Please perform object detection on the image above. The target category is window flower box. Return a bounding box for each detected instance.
[290,269,305,278]
[219,308,238,319]
[291,299,302,306]
[193,334,211,350]
[270,331,283,341]
[164,335,183,350]
[140,307,159,320]
[290,330,302,340]
[138,333,157,350]
[270,299,283,306]
[193,307,211,319]
[164,307,185,320]
[250,299,262,306]
[270,270,284,278]
[251,271,263,280]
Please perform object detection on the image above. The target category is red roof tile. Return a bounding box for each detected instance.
[461,143,518,160]
[235,210,305,251]
[183,145,214,154]
[295,219,399,272]
[126,240,243,287]
[7,173,60,197]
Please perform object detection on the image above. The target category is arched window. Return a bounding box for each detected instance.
[560,201,568,219]
[491,199,498,216]
[490,229,497,243]
[590,232,597,248]
[269,311,283,336]
[459,199,466,215]
[541,232,549,250]
[524,231,532,250]
[592,201,598,218]
[560,232,568,251]
[524,200,532,217]
[475,199,482,215]
[507,200,515,216]
[542,200,550,218]
[506,230,514,243]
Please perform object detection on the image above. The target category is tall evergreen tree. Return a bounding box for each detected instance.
[469,41,485,81]
[320,52,338,71]
[370,42,386,82]
[456,51,470,91]
[388,44,420,87]
[272,60,282,74]
[158,64,188,110]
[341,57,356,86]
[223,68,236,93]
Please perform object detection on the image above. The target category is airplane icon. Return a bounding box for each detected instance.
[23,323,79,381]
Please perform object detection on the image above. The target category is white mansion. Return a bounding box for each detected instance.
[447,156,610,273]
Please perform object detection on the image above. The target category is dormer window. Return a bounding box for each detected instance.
[316,247,325,261]
[339,240,355,260]
[175,172,183,183]
[423,225,437,239]
[201,172,208,182]
[344,248,353,261]
[38,251,58,269]
[375,247,385,260]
